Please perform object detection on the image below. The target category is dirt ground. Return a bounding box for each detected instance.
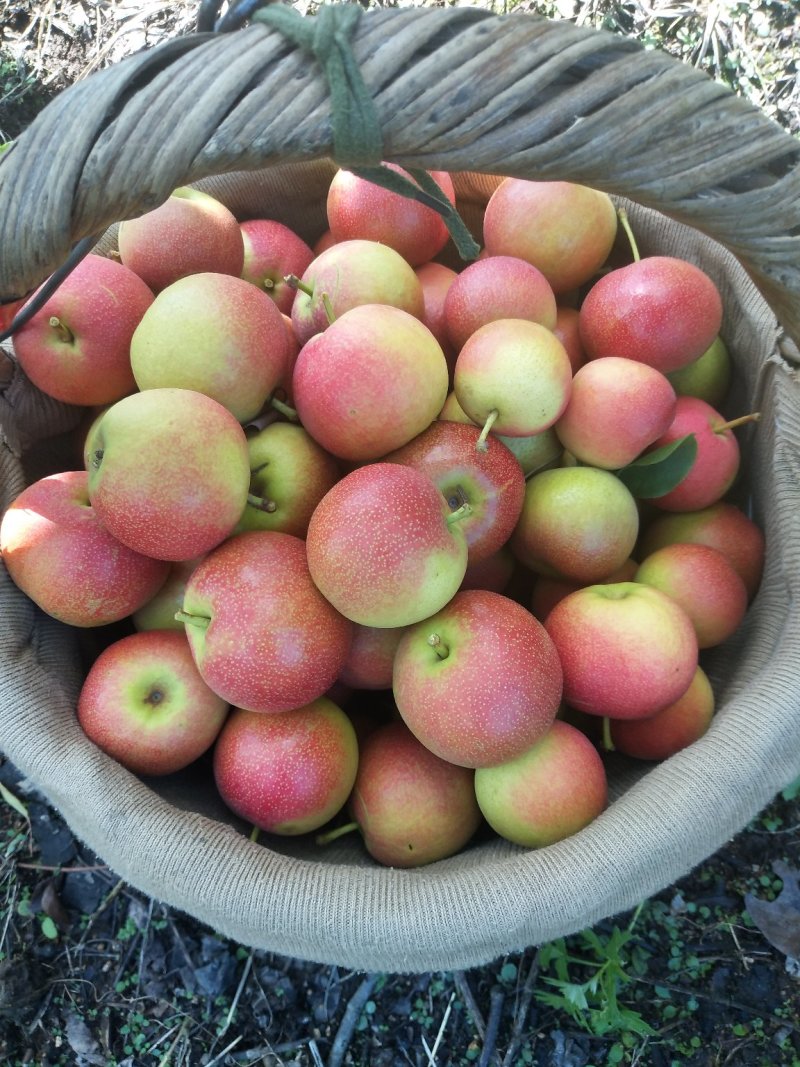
[2,2,800,1065]
[2,761,799,1066]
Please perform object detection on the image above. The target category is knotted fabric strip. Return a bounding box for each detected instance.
[253,3,481,260]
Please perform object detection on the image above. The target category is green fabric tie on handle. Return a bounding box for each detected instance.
[352,163,481,262]
[253,3,480,261]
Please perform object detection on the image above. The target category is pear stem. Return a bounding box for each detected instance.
[602,716,615,753]
[249,825,260,844]
[247,492,277,513]
[714,411,761,434]
[49,315,74,344]
[617,208,641,263]
[284,273,314,298]
[476,409,499,452]
[321,292,336,325]
[445,501,472,527]
[271,395,299,422]
[316,821,359,845]
[428,633,450,660]
[174,610,211,631]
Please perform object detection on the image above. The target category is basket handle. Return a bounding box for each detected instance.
[1,8,798,346]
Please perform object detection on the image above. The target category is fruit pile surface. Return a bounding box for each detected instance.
[0,168,764,867]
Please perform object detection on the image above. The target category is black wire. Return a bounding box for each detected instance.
[0,235,100,343]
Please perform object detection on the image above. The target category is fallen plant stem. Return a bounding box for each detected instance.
[156,1017,191,1067]
[454,970,486,1041]
[75,878,126,947]
[218,950,254,1038]
[479,985,505,1067]
[502,949,541,1067]
[17,862,109,872]
[423,989,456,1066]
[327,972,381,1067]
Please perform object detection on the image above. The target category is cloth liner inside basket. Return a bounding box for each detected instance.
[1,163,799,972]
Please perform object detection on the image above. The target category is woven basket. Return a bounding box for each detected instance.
[2,7,800,973]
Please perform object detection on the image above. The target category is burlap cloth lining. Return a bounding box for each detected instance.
[1,158,798,970]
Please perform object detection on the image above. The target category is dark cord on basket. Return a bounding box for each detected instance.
[0,234,100,343]
[1,1,478,339]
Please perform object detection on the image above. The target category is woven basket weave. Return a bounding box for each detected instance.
[1,8,800,972]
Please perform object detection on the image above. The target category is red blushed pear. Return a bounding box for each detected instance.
[443,255,557,353]
[290,239,424,347]
[339,624,408,691]
[460,544,516,595]
[239,218,314,314]
[213,699,358,835]
[292,304,449,463]
[647,396,760,512]
[87,388,251,562]
[442,393,564,479]
[634,542,748,649]
[638,502,765,601]
[555,357,677,470]
[511,467,639,584]
[474,720,608,848]
[130,272,290,424]
[0,297,25,333]
[454,318,572,447]
[326,165,456,267]
[667,335,732,408]
[609,665,715,761]
[235,422,340,538]
[323,720,481,868]
[544,582,698,720]
[393,589,563,769]
[415,261,459,376]
[77,629,229,777]
[383,420,525,564]
[552,305,586,374]
[313,229,337,255]
[178,531,353,715]
[530,558,638,622]
[482,179,618,294]
[579,254,723,374]
[12,254,154,407]
[498,428,562,479]
[0,470,169,628]
[305,463,469,629]
[438,390,476,426]
[133,556,205,632]
[118,185,244,292]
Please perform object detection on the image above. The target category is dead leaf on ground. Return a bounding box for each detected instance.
[744,860,800,962]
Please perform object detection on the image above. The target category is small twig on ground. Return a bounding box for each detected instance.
[156,1017,191,1067]
[218,950,254,1039]
[422,989,456,1066]
[110,927,143,991]
[0,879,17,958]
[135,896,155,995]
[308,1038,326,1067]
[327,972,380,1067]
[16,862,109,872]
[168,914,198,974]
[501,948,541,1067]
[453,970,486,1041]
[76,877,126,947]
[205,1034,243,1067]
[479,986,505,1067]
